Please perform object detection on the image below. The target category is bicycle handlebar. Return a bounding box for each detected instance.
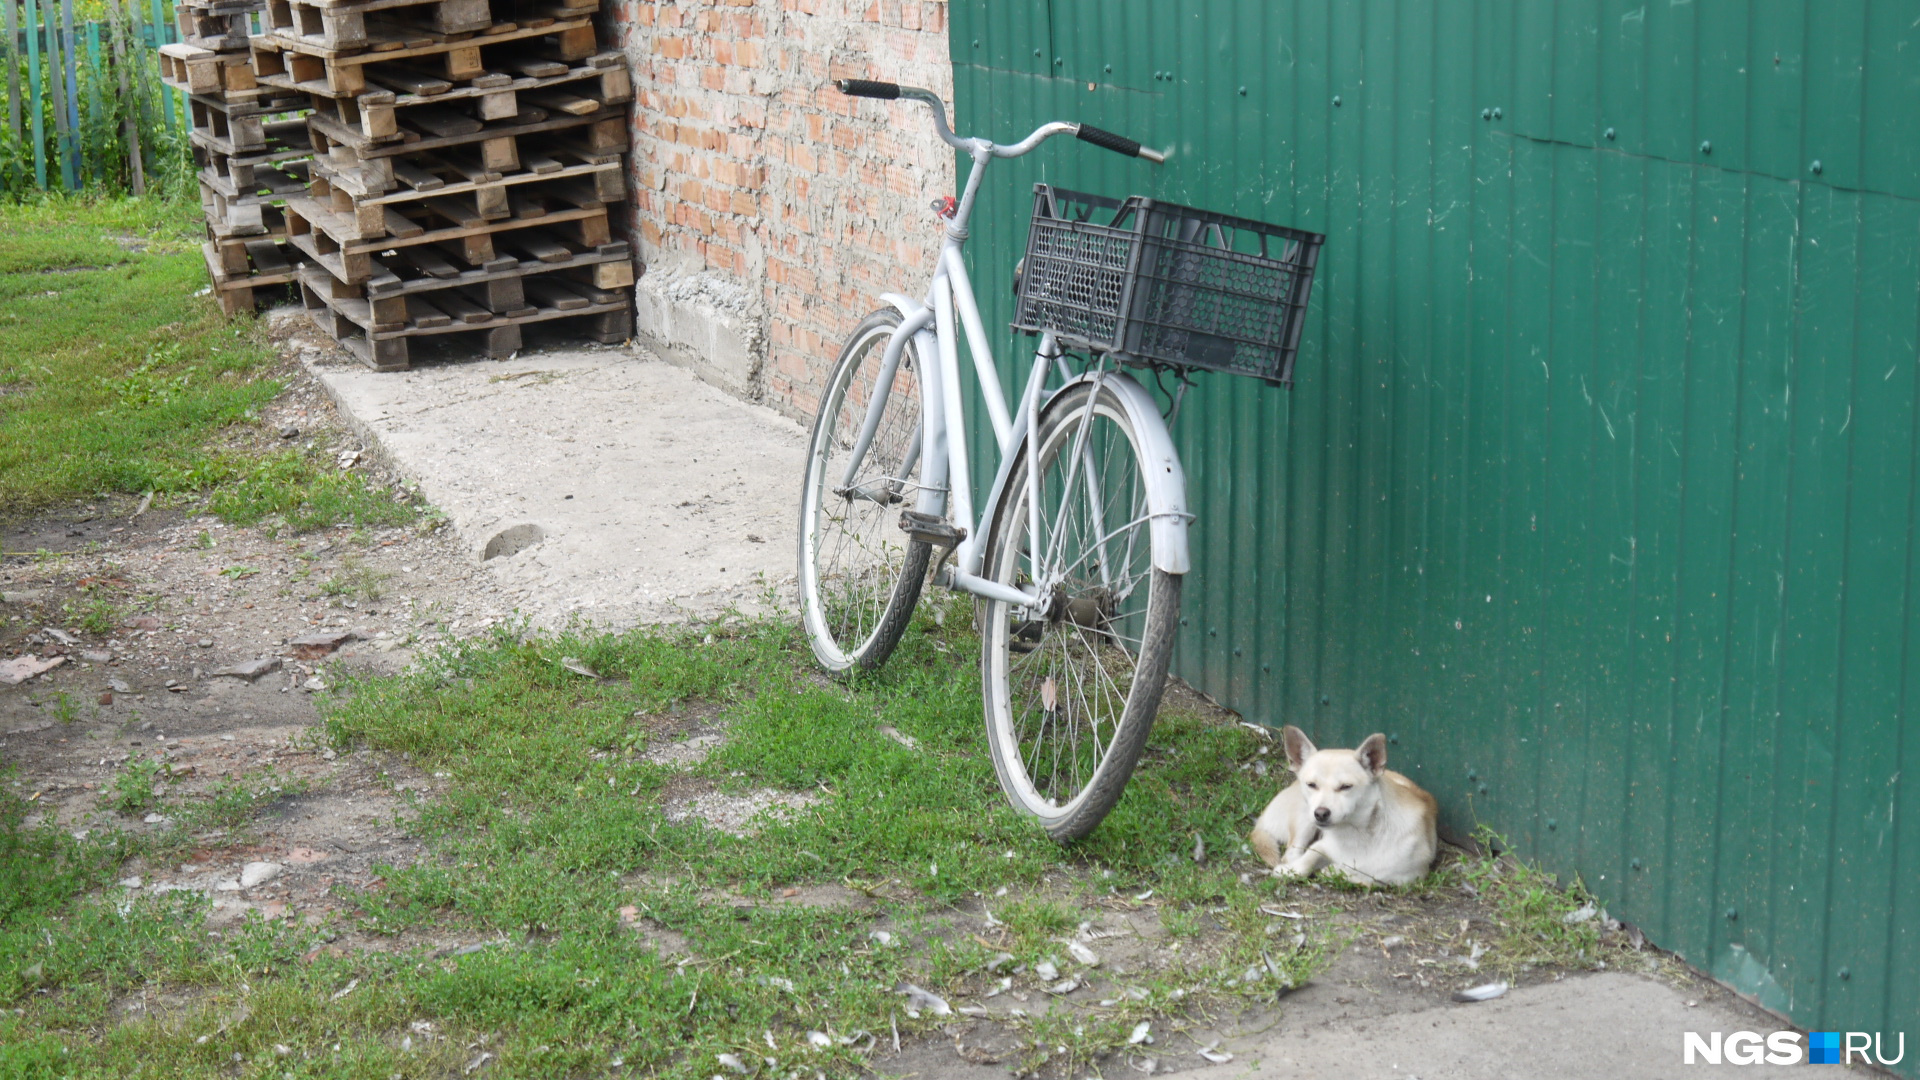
[837,79,900,99]
[833,79,1166,164]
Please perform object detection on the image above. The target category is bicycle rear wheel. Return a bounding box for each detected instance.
[798,309,934,673]
[978,377,1182,840]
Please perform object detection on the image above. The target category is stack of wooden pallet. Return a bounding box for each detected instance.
[165,0,312,316]
[246,0,634,369]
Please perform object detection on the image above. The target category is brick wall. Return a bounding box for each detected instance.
[606,0,955,420]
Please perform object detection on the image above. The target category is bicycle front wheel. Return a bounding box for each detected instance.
[979,378,1182,840]
[798,309,934,673]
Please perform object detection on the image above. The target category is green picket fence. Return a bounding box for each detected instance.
[2,0,195,197]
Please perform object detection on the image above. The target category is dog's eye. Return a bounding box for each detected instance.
[1305,782,1318,790]
[1337,784,1353,791]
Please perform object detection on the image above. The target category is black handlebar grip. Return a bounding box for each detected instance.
[1076,124,1143,158]
[836,79,901,99]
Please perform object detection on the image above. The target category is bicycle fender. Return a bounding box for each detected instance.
[879,292,928,323]
[1053,372,1191,576]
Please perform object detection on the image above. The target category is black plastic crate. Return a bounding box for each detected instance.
[1011,184,1324,386]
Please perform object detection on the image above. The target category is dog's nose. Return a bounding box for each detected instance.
[1313,806,1331,824]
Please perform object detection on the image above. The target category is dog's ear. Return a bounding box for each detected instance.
[1282,726,1317,770]
[1356,733,1388,775]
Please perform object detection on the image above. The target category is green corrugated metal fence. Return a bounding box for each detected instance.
[948,0,1917,1060]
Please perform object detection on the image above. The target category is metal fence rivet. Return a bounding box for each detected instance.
[1262,663,1271,673]
[1104,63,1112,73]
[1700,140,1712,154]
[1811,159,1823,174]
[1479,784,1489,794]
[1481,108,1491,120]
[1492,106,1501,119]
[1468,769,1478,780]
[1631,858,1642,869]
[1319,694,1331,705]
[1726,907,1738,920]
[1839,968,1851,980]
[1387,734,1398,744]
[1547,818,1558,830]
[1054,57,1062,66]
[1332,94,1342,107]
[1238,86,1247,96]
[1208,627,1218,637]
[972,39,980,48]
[1033,48,1042,57]
[1605,127,1616,140]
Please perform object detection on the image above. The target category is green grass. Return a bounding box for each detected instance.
[0,613,1320,1078]
[0,195,414,532]
[0,607,1632,1077]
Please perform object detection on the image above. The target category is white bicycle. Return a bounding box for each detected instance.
[797,80,1322,840]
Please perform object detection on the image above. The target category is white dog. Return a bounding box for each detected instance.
[1247,726,1438,886]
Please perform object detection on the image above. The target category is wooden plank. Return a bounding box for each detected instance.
[244,239,291,274]
[522,87,596,115]
[505,232,570,262]
[390,157,444,190]
[400,244,461,277]
[424,195,486,228]
[524,277,587,310]
[365,64,451,95]
[497,55,566,78]
[404,103,481,137]
[405,294,453,328]
[382,206,425,238]
[419,150,498,184]
[432,287,493,323]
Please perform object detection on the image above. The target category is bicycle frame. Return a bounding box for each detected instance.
[837,96,1192,610]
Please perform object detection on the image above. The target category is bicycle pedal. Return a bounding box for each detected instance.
[898,510,966,549]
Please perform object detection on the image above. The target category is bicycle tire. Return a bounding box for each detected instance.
[978,378,1183,840]
[798,309,935,673]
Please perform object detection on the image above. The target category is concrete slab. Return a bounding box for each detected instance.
[303,342,806,629]
[1238,970,1795,1078]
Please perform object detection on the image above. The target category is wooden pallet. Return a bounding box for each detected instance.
[205,239,300,316]
[300,265,628,369]
[357,237,630,299]
[286,191,612,282]
[251,11,598,95]
[265,54,628,151]
[307,108,625,204]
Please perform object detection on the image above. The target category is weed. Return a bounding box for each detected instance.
[50,693,79,726]
[61,592,119,636]
[171,769,311,834]
[192,529,213,549]
[1447,827,1602,973]
[319,555,387,602]
[218,565,257,579]
[997,897,1080,955]
[105,757,165,816]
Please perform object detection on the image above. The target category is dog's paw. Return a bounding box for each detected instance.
[1275,857,1313,879]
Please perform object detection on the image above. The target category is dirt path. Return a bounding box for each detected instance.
[1,351,508,939]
